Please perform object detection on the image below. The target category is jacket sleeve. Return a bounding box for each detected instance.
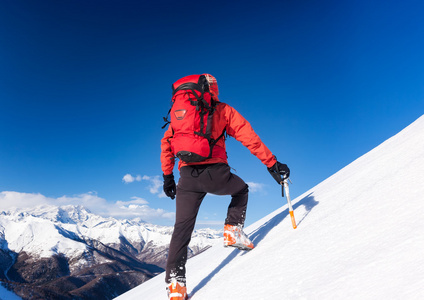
[224,104,277,168]
[160,126,175,175]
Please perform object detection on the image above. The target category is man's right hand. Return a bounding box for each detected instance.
[267,161,290,184]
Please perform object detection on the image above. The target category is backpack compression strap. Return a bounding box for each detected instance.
[162,82,209,129]
[172,82,214,112]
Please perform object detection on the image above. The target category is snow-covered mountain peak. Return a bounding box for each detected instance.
[1,203,222,259]
[2,204,93,224]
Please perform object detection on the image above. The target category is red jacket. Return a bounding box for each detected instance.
[161,102,277,175]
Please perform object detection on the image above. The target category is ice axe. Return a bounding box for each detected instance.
[268,162,297,229]
[282,178,297,229]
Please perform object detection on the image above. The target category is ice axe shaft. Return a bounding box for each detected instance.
[280,178,297,229]
[272,160,296,229]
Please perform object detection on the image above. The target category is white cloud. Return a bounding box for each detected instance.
[246,182,265,193]
[158,191,167,198]
[122,174,142,184]
[115,196,149,206]
[0,191,174,223]
[0,191,108,213]
[57,191,107,208]
[110,196,174,220]
[122,174,166,198]
[111,200,175,221]
[0,191,50,210]
[142,175,163,195]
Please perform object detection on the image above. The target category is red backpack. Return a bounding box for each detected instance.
[163,74,225,163]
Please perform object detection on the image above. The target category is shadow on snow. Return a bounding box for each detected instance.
[189,193,318,297]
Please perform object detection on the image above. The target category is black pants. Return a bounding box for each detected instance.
[165,163,249,283]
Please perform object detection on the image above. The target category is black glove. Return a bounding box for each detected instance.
[163,173,176,199]
[268,161,290,184]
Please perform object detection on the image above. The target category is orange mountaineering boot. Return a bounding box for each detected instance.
[223,224,254,250]
[166,279,188,300]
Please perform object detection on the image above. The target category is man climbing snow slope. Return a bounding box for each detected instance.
[161,74,290,300]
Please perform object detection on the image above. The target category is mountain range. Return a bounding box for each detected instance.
[0,205,221,299]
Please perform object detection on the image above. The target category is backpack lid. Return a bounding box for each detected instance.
[172,74,220,101]
[202,74,219,100]
[172,75,208,95]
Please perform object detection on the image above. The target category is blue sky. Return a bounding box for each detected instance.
[1,0,423,228]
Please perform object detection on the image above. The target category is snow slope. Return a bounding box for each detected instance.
[115,114,424,300]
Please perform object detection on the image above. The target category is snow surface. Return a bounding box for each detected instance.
[115,115,424,300]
